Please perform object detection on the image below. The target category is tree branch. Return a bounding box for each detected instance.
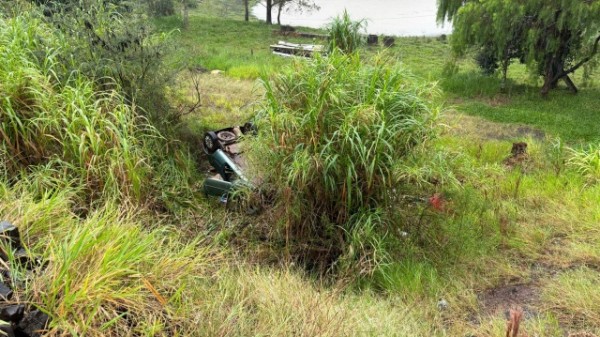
[558,33,600,78]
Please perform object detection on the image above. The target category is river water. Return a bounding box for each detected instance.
[252,0,452,37]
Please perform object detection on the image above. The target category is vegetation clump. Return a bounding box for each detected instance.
[568,143,600,184]
[326,10,366,54]
[0,14,195,212]
[255,52,439,273]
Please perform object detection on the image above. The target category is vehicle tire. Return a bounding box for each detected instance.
[203,131,220,154]
[217,130,237,142]
[241,122,258,135]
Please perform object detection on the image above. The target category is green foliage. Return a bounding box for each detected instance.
[439,0,600,94]
[38,0,175,122]
[0,182,216,336]
[254,52,439,273]
[475,45,500,76]
[146,0,176,16]
[0,14,195,211]
[326,10,366,54]
[568,143,600,183]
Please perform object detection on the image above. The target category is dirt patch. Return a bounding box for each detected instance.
[443,113,546,141]
[515,126,546,140]
[481,94,512,107]
[478,283,541,319]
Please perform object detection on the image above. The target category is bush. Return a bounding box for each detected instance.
[0,14,195,212]
[146,0,176,17]
[568,143,600,183]
[254,52,439,274]
[326,10,366,54]
[475,46,500,75]
[36,0,175,123]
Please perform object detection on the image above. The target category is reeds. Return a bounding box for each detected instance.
[255,51,439,273]
[326,10,366,54]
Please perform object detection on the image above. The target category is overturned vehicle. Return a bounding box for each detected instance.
[202,122,256,203]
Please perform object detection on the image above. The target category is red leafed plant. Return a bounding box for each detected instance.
[429,193,445,212]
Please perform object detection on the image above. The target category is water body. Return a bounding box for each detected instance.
[252,0,452,37]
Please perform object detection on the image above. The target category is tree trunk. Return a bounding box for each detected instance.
[244,0,249,22]
[563,75,578,94]
[266,0,272,25]
[541,57,562,96]
[182,2,189,29]
[500,48,510,92]
[541,57,578,96]
[277,1,284,25]
[540,34,599,96]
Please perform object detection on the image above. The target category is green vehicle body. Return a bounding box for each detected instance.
[203,149,249,200]
[202,123,256,202]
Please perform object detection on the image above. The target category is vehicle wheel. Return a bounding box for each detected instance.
[241,122,257,135]
[217,130,237,142]
[203,131,220,154]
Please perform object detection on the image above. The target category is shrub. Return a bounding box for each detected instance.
[567,143,600,183]
[475,46,500,75]
[0,14,195,211]
[326,10,366,54]
[35,0,175,123]
[254,52,439,274]
[146,0,176,16]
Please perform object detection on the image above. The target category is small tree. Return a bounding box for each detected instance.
[147,0,176,17]
[438,0,600,95]
[41,0,173,121]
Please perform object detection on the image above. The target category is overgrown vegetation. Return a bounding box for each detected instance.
[2,0,600,336]
[35,0,176,123]
[0,13,195,213]
[254,51,439,273]
[326,10,365,54]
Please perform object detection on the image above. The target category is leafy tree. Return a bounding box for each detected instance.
[438,0,600,95]
[274,0,318,25]
[257,0,317,25]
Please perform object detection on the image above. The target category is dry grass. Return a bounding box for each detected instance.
[172,72,260,133]
[542,268,600,333]
[193,266,438,337]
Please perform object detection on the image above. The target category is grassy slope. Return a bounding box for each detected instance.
[158,11,599,142]
[6,2,597,336]
[157,3,600,336]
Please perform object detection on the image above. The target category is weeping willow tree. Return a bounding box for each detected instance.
[438,0,600,95]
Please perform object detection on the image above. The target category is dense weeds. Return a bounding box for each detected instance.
[2,2,600,336]
[254,52,440,274]
[0,12,196,212]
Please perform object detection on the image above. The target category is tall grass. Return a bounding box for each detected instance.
[254,51,439,274]
[0,180,439,336]
[567,143,600,183]
[0,180,214,336]
[326,10,366,54]
[0,14,195,211]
